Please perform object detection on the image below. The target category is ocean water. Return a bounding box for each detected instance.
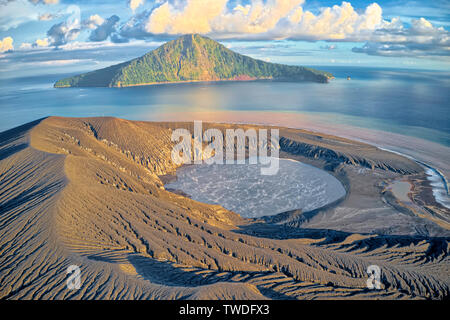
[0,66,449,147]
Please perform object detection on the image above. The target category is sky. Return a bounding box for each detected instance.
[0,0,449,78]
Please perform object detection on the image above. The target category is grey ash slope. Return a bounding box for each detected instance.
[0,117,449,300]
[54,34,333,88]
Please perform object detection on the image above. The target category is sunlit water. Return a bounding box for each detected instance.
[1,67,449,147]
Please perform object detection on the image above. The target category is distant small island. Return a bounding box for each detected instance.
[54,34,333,88]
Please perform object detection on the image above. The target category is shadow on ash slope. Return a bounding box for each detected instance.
[0,117,449,300]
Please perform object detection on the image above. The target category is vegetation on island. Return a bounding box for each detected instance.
[54,34,333,88]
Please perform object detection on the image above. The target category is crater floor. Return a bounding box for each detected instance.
[165,157,346,218]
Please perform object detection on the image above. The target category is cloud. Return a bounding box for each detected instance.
[40,12,111,47]
[89,15,120,42]
[129,0,144,12]
[4,0,447,60]
[0,36,14,52]
[34,37,50,47]
[382,1,450,23]
[47,18,80,46]
[33,59,85,66]
[140,0,387,41]
[145,0,228,34]
[29,0,59,4]
[20,42,32,49]
[112,0,447,59]
[0,0,39,31]
[111,34,130,43]
[0,0,61,31]
[352,17,450,58]
[41,13,120,47]
[83,14,105,29]
[0,40,161,78]
[38,12,59,21]
[285,2,384,41]
[119,9,155,40]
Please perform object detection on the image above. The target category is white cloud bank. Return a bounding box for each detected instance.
[143,0,386,40]
[8,0,447,59]
[134,0,448,57]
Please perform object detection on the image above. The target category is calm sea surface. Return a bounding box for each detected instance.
[1,66,449,146]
